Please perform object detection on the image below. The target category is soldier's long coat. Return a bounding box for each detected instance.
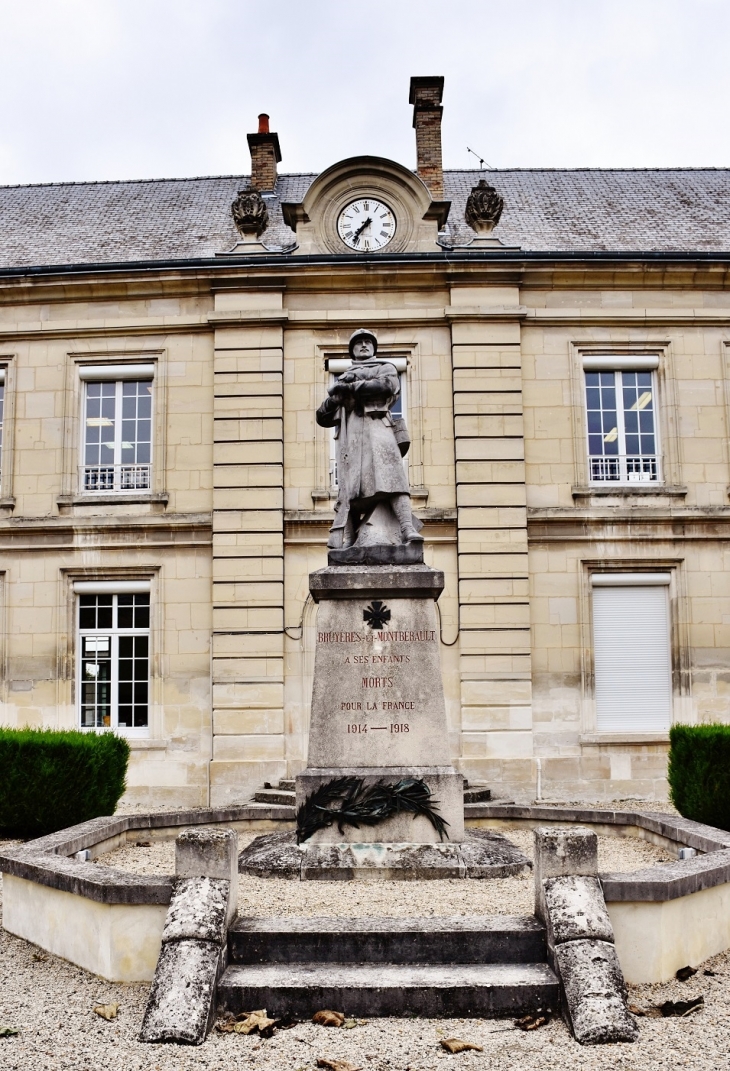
[316,358,409,546]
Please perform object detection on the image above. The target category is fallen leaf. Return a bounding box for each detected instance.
[703,969,717,977]
[313,1010,345,1027]
[515,1014,548,1031]
[93,1003,119,1021]
[660,995,704,1018]
[316,1060,362,1071]
[675,965,698,982]
[228,1010,278,1036]
[343,1018,359,1029]
[628,1003,662,1018]
[32,952,48,963]
[135,841,151,848]
[440,1038,484,1053]
[0,1026,20,1038]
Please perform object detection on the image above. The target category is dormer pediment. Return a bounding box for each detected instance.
[281,155,450,255]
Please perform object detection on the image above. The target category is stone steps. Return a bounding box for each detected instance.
[219,914,558,1018]
[218,961,559,1019]
[464,786,492,803]
[253,788,296,806]
[228,915,546,965]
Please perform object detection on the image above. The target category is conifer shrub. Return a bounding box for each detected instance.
[668,723,730,831]
[0,727,129,838]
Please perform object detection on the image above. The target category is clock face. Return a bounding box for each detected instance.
[337,198,396,252]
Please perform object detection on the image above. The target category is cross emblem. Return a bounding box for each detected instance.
[363,601,391,629]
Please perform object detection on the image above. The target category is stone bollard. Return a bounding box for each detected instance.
[533,826,597,924]
[534,826,637,1044]
[139,827,238,1045]
[176,827,238,924]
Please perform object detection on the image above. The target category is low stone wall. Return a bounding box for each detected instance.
[2,803,730,984]
[0,806,291,982]
[468,804,730,982]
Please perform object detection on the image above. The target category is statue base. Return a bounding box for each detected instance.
[238,828,531,881]
[301,560,464,854]
[328,543,424,566]
[296,766,464,845]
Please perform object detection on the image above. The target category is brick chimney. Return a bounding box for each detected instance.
[247,113,282,192]
[409,76,445,200]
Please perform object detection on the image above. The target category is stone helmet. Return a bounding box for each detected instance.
[348,328,378,357]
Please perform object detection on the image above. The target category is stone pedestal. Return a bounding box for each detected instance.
[296,563,464,849]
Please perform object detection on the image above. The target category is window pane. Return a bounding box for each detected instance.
[79,595,97,630]
[117,633,148,729]
[134,594,150,628]
[117,595,134,629]
[97,595,113,629]
[80,635,112,728]
[120,382,152,466]
[84,382,116,465]
[585,371,618,459]
[621,371,655,456]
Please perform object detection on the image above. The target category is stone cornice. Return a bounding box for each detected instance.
[0,511,212,550]
[528,505,730,541]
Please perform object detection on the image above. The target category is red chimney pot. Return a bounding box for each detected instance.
[258,113,270,134]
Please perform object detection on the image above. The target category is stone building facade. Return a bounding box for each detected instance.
[1,78,729,807]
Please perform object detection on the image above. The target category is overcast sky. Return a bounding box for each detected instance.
[2,0,729,186]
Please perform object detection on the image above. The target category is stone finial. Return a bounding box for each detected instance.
[465,178,504,234]
[231,187,269,238]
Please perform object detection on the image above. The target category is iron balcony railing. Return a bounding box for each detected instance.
[81,464,151,493]
[588,454,661,484]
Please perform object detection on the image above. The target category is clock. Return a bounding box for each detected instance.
[337,198,396,252]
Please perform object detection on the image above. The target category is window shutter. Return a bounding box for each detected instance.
[592,584,671,732]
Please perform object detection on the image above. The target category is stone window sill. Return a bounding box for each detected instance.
[580,733,670,746]
[572,485,687,500]
[57,492,169,509]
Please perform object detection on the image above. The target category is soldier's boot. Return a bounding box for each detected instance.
[392,495,424,543]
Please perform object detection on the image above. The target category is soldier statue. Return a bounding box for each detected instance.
[316,329,423,551]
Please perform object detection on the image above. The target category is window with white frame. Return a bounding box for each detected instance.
[583,356,660,483]
[591,574,672,733]
[327,356,407,492]
[77,585,150,732]
[80,365,154,493]
[0,369,5,479]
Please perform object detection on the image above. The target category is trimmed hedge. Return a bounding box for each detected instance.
[0,728,129,838]
[668,723,730,832]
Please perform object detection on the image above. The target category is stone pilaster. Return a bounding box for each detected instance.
[209,291,286,804]
[449,288,533,796]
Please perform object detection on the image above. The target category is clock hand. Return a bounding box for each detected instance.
[352,216,372,242]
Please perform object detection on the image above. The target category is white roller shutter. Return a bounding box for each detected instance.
[592,581,671,732]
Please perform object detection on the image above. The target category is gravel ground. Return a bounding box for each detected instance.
[2,827,730,1070]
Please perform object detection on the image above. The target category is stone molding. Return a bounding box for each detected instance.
[0,806,293,905]
[4,803,730,907]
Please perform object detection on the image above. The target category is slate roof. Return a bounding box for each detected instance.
[0,168,729,270]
